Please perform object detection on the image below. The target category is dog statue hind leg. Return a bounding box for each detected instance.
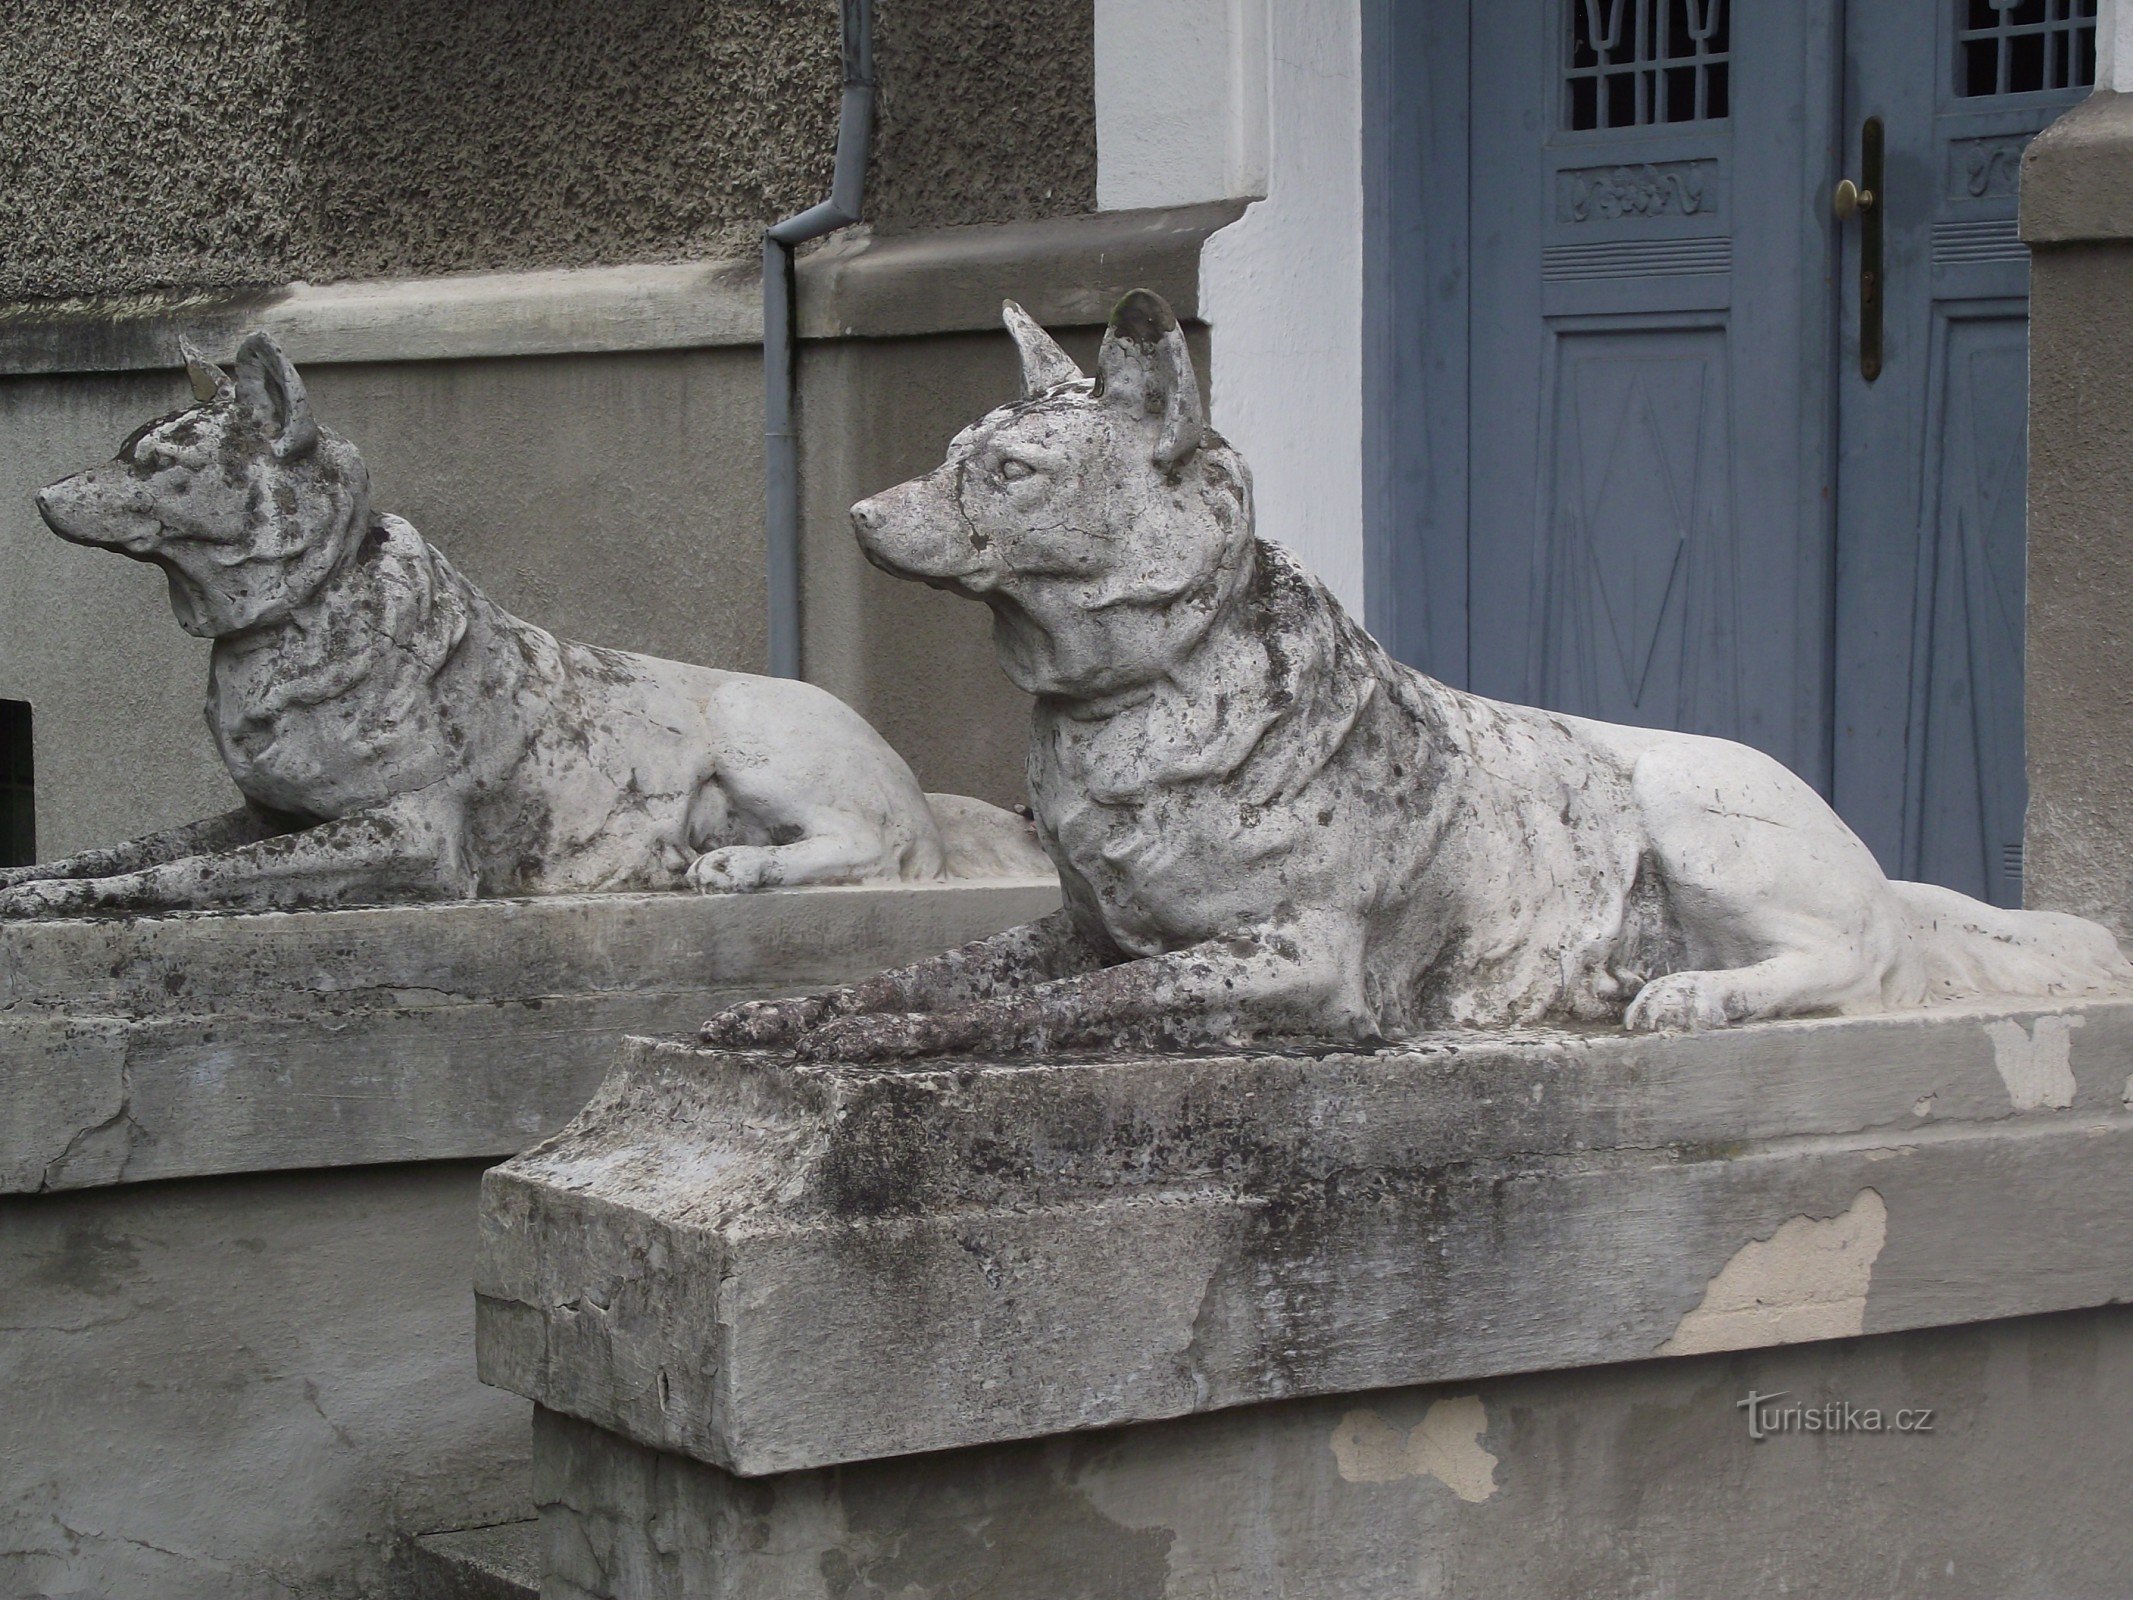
[677,671,1048,893]
[1618,729,2133,1031]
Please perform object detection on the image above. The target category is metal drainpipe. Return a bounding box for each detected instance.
[763,0,876,678]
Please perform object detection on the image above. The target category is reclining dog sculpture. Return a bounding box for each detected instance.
[705,290,2133,1057]
[0,332,1045,918]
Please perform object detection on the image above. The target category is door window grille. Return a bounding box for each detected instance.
[1959,0,2097,98]
[1565,0,1730,132]
[0,701,32,869]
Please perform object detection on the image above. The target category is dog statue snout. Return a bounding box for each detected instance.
[33,476,90,543]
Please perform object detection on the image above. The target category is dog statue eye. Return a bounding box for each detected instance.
[998,458,1036,482]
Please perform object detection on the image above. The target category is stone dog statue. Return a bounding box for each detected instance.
[704,289,2133,1058]
[0,332,1046,918]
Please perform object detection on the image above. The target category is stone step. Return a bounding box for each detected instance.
[400,1520,538,1600]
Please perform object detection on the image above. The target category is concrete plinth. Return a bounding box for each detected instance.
[527,1308,2133,1600]
[1,881,1054,1600]
[3,880,1057,1194]
[477,1001,2133,1596]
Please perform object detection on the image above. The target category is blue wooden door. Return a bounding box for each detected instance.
[1833,0,2097,906]
[1375,0,2096,905]
[1461,0,1841,788]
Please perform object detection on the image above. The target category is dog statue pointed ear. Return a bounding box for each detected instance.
[1003,300,1084,396]
[232,330,319,458]
[1095,289,1205,469]
[179,338,233,405]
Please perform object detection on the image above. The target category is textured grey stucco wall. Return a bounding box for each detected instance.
[0,0,1096,302]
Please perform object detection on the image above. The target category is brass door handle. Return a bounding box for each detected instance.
[1845,118,1885,382]
[1832,177,1875,220]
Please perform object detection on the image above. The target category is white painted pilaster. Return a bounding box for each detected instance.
[2101,0,2133,92]
[1094,0,1367,612]
[1094,0,1269,209]
[1197,0,1366,611]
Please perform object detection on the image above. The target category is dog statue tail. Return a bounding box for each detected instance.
[1892,880,2133,1003]
[922,794,1055,881]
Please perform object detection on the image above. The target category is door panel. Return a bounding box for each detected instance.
[1913,307,2030,897]
[1532,321,1742,733]
[1833,0,2096,904]
[1466,0,1839,784]
[1387,0,2093,905]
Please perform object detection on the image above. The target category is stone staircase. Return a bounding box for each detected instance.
[397,1520,538,1600]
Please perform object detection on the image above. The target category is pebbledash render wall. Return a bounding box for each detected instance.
[0,0,1101,859]
[0,0,1096,298]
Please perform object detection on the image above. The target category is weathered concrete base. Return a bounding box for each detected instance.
[3,881,1058,1193]
[1,882,1053,1600]
[478,1000,2133,1476]
[529,1304,2133,1600]
[1,1162,523,1600]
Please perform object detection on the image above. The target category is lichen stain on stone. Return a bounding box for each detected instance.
[1986,1013,2083,1111]
[1658,1188,1888,1357]
[1329,1395,1500,1502]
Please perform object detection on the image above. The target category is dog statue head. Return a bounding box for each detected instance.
[36,332,371,639]
[852,290,1257,700]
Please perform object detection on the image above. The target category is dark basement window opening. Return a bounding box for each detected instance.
[1,700,34,869]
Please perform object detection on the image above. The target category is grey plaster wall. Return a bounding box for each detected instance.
[2,1161,528,1600]
[0,0,1096,303]
[536,1305,2133,1599]
[2023,94,2133,941]
[0,350,767,858]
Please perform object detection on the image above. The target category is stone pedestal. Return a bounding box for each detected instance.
[1,880,1055,1600]
[476,1001,2133,1597]
[2023,88,2133,940]
[4,880,1055,1192]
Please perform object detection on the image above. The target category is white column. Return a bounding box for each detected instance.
[2102,0,2133,92]
[1197,0,1366,611]
[1095,0,1269,208]
[1094,0,1366,613]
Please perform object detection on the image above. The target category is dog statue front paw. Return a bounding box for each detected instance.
[701,991,846,1047]
[0,878,91,921]
[1624,971,1737,1033]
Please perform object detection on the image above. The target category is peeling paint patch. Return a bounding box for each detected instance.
[1986,1014,2082,1111]
[1330,1396,1498,1502]
[2120,1074,2132,1111]
[1658,1189,1887,1356]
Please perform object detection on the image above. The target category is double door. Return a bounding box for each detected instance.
[1393,0,2097,904]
